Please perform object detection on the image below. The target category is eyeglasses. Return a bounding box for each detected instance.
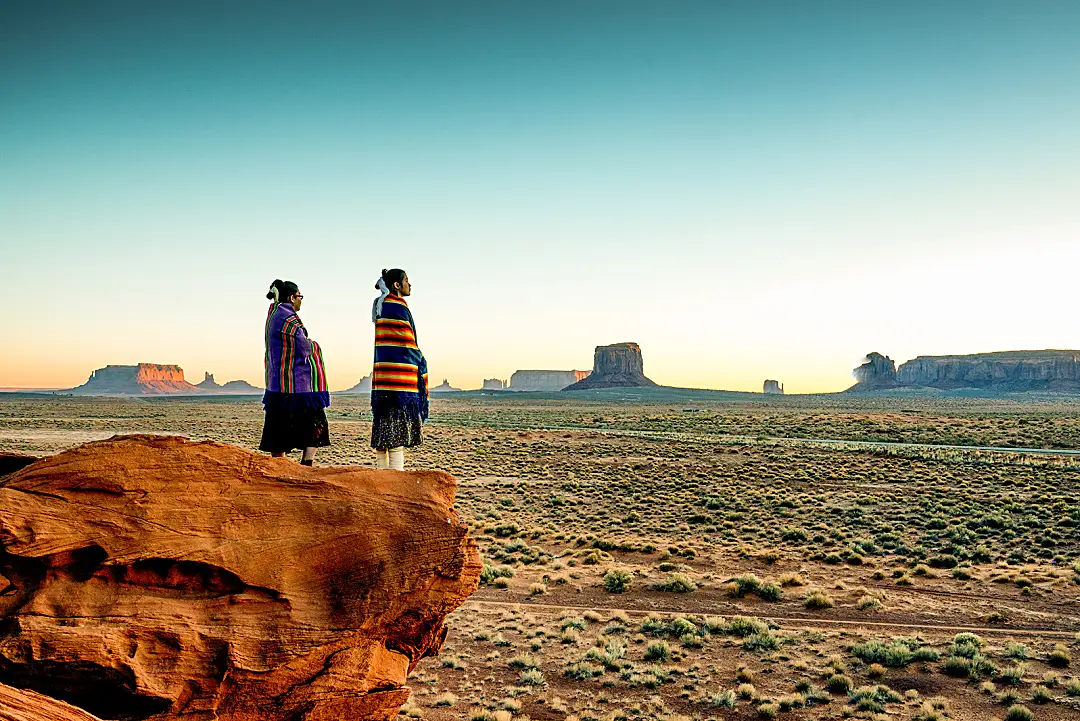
[293,294,304,299]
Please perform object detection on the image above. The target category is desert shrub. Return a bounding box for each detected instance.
[744,632,779,652]
[949,632,984,658]
[758,581,783,601]
[670,616,697,636]
[1030,687,1052,704]
[640,615,669,636]
[998,687,1024,706]
[678,631,702,649]
[656,573,696,593]
[737,683,757,699]
[1005,642,1029,660]
[602,568,632,593]
[757,701,779,718]
[912,646,941,662]
[999,663,1028,686]
[736,666,754,682]
[1048,645,1071,667]
[942,656,972,677]
[479,563,515,585]
[852,639,915,668]
[584,642,626,671]
[528,582,547,595]
[970,654,999,678]
[702,615,727,634]
[710,689,737,708]
[857,595,882,611]
[644,641,671,662]
[826,674,853,694]
[520,668,544,685]
[801,684,831,705]
[804,589,835,609]
[1065,679,1080,696]
[849,684,903,712]
[508,654,539,670]
[782,528,808,542]
[434,692,458,707]
[728,574,762,597]
[564,662,601,680]
[560,617,587,631]
[728,616,768,637]
[1004,705,1034,721]
[913,700,948,721]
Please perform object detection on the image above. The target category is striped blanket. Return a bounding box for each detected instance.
[372,294,429,420]
[263,302,330,410]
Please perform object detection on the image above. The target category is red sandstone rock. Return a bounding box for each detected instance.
[69,364,201,395]
[0,435,480,721]
[0,683,105,721]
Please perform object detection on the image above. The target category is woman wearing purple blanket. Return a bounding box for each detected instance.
[259,279,331,465]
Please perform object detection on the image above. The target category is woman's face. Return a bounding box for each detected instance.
[396,275,411,296]
[290,291,303,310]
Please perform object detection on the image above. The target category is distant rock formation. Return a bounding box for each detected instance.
[564,342,657,391]
[848,353,899,391]
[191,372,261,395]
[850,350,1080,392]
[0,435,480,721]
[763,379,784,395]
[481,378,506,391]
[507,370,591,392]
[341,374,373,394]
[69,364,200,395]
[220,379,262,394]
[430,379,462,393]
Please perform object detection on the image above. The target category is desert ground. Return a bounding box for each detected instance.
[2,390,1079,721]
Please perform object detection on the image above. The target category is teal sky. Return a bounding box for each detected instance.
[3,2,1079,392]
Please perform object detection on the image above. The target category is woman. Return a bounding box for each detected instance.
[260,279,330,465]
[371,268,428,470]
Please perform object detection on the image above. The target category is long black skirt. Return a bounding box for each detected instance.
[371,407,423,449]
[259,407,331,454]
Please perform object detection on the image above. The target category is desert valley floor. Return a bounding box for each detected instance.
[2,390,1079,721]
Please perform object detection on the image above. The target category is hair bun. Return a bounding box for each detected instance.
[266,279,282,301]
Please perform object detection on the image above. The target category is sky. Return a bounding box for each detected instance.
[2,1,1079,393]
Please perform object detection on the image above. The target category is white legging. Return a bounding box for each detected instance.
[375,447,405,471]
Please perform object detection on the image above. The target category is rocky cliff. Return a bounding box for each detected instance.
[430,379,462,393]
[564,342,657,390]
[848,352,899,391]
[69,364,200,395]
[763,380,784,395]
[849,350,1080,392]
[481,379,505,391]
[897,350,1080,391]
[507,370,590,392]
[0,435,480,721]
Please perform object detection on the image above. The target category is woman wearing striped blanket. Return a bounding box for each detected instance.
[259,279,331,465]
[370,268,428,470]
